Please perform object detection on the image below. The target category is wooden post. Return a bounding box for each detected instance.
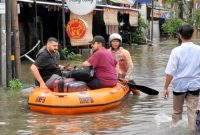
[11,0,21,79]
[5,0,12,86]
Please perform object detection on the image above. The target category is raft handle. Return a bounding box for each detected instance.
[54,94,68,98]
[110,88,121,94]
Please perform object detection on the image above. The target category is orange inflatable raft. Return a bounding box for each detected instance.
[28,83,130,115]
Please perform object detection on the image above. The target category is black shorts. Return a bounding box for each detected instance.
[173,89,200,96]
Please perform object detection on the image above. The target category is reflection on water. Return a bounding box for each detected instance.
[26,101,134,135]
[1,38,200,135]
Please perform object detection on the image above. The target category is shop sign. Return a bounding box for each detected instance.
[70,13,93,46]
[66,0,96,15]
[66,18,87,39]
[150,9,170,19]
[150,9,161,18]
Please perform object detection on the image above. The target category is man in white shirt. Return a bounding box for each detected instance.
[163,24,200,131]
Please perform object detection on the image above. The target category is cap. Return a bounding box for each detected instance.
[89,35,105,45]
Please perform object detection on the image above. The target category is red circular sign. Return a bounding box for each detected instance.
[66,18,87,39]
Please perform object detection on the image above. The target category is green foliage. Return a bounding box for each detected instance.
[61,47,82,61]
[162,18,185,37]
[131,16,148,42]
[66,52,82,61]
[163,0,179,5]
[61,47,68,60]
[8,79,22,92]
[194,9,200,28]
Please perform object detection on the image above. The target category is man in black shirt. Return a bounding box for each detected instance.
[30,37,65,88]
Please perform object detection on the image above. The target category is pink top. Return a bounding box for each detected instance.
[88,48,117,87]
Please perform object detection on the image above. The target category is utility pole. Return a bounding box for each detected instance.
[11,0,21,79]
[5,0,12,86]
[151,0,154,44]
[0,7,2,86]
[148,0,154,46]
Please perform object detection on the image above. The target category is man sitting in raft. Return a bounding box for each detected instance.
[30,37,69,89]
[82,35,118,89]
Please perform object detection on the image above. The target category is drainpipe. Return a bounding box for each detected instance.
[5,0,12,86]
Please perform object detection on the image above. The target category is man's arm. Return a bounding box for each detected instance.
[163,74,173,100]
[82,61,91,67]
[30,64,47,88]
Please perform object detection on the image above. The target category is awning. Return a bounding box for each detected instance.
[129,10,139,26]
[135,0,151,3]
[103,8,119,25]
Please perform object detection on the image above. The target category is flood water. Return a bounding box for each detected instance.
[1,38,200,135]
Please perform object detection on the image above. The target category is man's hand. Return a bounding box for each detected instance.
[59,65,65,70]
[122,78,128,84]
[163,74,173,100]
[163,88,169,100]
[82,61,91,67]
[30,64,48,89]
[40,82,48,89]
[63,66,72,71]
[59,63,72,71]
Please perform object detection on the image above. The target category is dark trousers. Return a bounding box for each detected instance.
[87,77,105,90]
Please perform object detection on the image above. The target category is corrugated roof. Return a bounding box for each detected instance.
[110,0,135,4]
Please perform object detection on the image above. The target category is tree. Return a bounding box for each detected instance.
[131,15,148,43]
[162,18,184,37]
[194,9,200,29]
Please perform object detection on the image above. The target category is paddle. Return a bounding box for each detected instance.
[119,79,159,95]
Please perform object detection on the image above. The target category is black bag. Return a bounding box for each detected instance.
[70,67,94,82]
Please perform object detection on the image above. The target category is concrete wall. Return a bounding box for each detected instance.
[0,0,6,86]
[153,20,160,43]
[149,20,160,43]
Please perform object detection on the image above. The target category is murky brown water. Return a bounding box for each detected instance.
[1,38,200,135]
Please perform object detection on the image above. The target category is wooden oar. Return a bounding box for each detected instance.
[119,79,159,95]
